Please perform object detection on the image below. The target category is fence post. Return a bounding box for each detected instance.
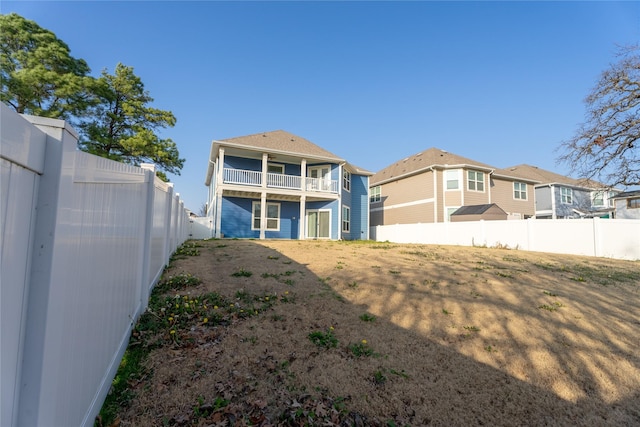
[163,184,174,265]
[17,115,76,426]
[139,164,156,311]
[592,217,601,258]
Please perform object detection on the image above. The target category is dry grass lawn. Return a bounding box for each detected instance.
[106,239,640,426]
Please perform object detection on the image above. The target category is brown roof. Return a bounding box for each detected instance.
[217,130,344,161]
[371,147,496,185]
[502,164,604,188]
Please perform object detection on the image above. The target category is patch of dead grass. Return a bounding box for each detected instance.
[102,239,640,426]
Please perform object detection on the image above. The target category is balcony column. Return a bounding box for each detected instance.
[301,159,307,191]
[217,147,225,184]
[261,153,268,188]
[259,192,267,240]
[299,195,306,240]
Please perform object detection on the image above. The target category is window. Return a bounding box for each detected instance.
[370,186,381,203]
[343,170,351,192]
[251,201,280,231]
[628,198,640,209]
[446,207,459,222]
[561,187,573,204]
[514,182,527,200]
[267,163,284,174]
[592,191,604,207]
[342,206,350,232]
[467,170,484,191]
[445,170,459,190]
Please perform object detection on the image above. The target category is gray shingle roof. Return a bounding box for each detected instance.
[371,147,496,185]
[452,204,505,216]
[218,130,344,161]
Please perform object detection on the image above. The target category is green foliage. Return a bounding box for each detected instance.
[0,13,94,119]
[232,268,253,277]
[359,313,376,322]
[308,329,338,349]
[78,63,184,176]
[348,340,376,357]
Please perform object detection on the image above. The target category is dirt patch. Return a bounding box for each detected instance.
[110,239,640,426]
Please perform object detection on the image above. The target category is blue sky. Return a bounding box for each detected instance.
[4,1,639,211]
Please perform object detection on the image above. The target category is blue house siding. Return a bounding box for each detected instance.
[341,187,352,239]
[220,197,257,238]
[220,196,300,239]
[225,156,261,171]
[349,174,369,240]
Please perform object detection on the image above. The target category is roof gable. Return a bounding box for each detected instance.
[371,147,496,185]
[503,164,607,189]
[217,130,344,161]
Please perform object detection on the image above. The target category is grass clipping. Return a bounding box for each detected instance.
[98,239,640,426]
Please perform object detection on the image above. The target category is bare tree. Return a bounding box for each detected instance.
[559,45,640,188]
[198,203,208,217]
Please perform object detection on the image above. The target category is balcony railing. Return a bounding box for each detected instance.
[222,168,338,193]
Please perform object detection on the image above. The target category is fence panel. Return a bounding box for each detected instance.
[372,219,640,261]
[1,105,190,427]
[0,106,47,427]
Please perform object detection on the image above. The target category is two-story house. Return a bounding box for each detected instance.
[369,148,538,226]
[503,164,619,219]
[205,130,372,239]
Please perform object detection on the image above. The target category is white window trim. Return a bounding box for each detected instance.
[267,163,284,174]
[444,169,461,191]
[467,170,485,192]
[561,187,573,204]
[251,201,280,231]
[445,206,459,222]
[343,170,351,192]
[514,182,527,200]
[370,186,381,203]
[342,205,351,233]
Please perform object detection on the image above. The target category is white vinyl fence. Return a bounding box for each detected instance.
[371,218,640,261]
[1,104,189,427]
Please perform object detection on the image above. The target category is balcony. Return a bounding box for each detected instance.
[223,168,338,193]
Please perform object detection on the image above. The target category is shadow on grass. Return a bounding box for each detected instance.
[101,239,640,426]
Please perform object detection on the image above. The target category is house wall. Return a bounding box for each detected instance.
[615,198,640,219]
[372,172,435,225]
[535,186,553,212]
[225,156,261,171]
[346,174,370,240]
[490,177,535,218]
[220,196,300,239]
[554,187,592,218]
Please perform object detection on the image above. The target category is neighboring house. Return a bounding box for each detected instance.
[369,148,538,226]
[205,130,372,240]
[503,164,620,219]
[611,190,640,219]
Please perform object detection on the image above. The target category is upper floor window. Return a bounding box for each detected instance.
[342,205,350,232]
[628,198,640,209]
[467,170,484,192]
[343,170,351,192]
[561,187,573,204]
[592,191,605,207]
[514,182,527,200]
[445,169,459,190]
[267,163,284,174]
[370,186,381,203]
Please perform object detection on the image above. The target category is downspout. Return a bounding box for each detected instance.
[488,169,494,203]
[430,167,437,222]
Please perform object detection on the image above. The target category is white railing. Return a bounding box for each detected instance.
[267,172,302,189]
[222,168,338,193]
[0,104,190,427]
[370,218,640,261]
[305,177,338,193]
[224,168,261,186]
